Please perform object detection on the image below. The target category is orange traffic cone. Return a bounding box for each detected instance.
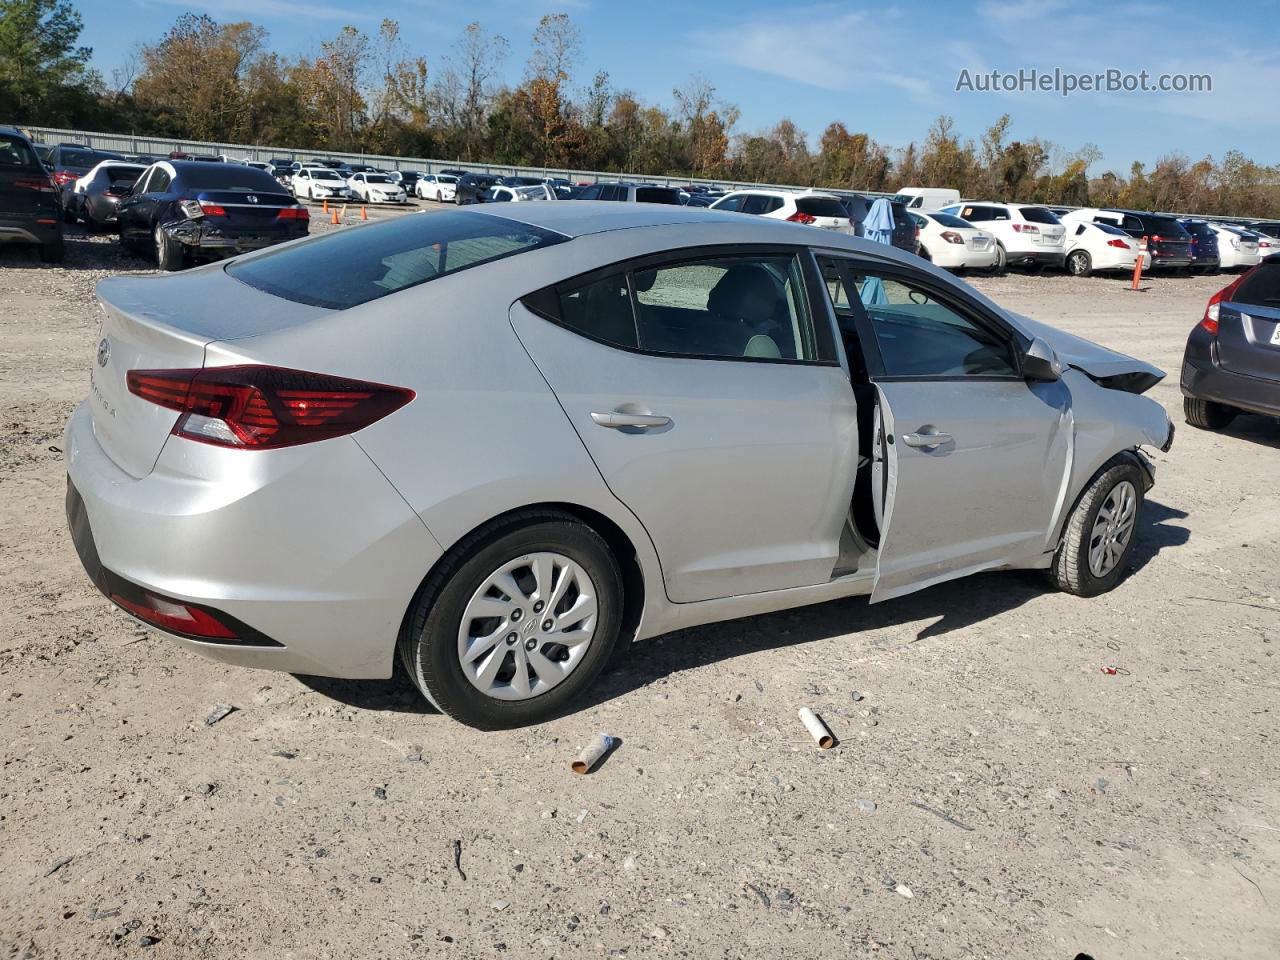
[360,206,368,221]
[322,198,328,213]
[330,207,339,225]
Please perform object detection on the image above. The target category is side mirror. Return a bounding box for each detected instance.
[1023,338,1064,381]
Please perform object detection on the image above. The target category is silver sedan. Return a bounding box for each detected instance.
[64,202,1174,728]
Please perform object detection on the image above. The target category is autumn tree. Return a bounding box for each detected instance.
[525,13,580,165]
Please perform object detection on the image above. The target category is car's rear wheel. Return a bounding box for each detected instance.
[1048,458,1144,597]
[39,235,65,263]
[991,242,1007,275]
[1183,396,1237,430]
[1067,250,1092,277]
[154,224,185,271]
[399,511,624,729]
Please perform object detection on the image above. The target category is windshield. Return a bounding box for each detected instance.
[228,210,568,310]
[366,175,391,184]
[439,175,458,184]
[312,170,342,181]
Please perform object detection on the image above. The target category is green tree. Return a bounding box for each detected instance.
[0,0,98,121]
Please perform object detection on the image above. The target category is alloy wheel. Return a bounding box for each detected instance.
[1088,480,1137,577]
[456,552,599,701]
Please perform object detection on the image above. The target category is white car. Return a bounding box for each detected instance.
[1205,223,1261,271]
[348,172,407,204]
[710,189,854,234]
[940,202,1066,272]
[486,184,555,202]
[292,167,352,201]
[1061,220,1144,277]
[908,210,997,270]
[416,174,458,202]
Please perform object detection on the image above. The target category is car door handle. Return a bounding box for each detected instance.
[901,431,953,448]
[590,411,671,430]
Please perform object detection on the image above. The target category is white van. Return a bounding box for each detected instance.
[894,186,961,210]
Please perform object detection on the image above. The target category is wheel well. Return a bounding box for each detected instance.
[400,502,648,649]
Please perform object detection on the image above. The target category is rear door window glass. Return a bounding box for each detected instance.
[228,210,567,309]
[0,135,41,171]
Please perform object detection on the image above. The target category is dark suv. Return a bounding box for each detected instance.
[1181,256,1280,429]
[0,126,63,261]
[1179,219,1221,274]
[1101,209,1193,270]
[454,172,502,204]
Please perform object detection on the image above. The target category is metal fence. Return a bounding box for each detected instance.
[18,124,1265,225]
[20,123,863,196]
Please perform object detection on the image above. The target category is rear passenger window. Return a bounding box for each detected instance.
[713,195,744,212]
[149,169,171,192]
[632,255,815,360]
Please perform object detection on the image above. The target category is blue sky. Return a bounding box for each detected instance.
[79,0,1279,174]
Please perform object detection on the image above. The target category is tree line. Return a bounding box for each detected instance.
[4,0,1278,218]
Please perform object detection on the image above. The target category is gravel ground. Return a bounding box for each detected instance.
[1,212,1278,960]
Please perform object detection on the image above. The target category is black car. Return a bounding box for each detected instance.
[74,161,147,229]
[499,175,545,188]
[1179,219,1221,274]
[395,171,422,192]
[834,193,870,237]
[543,177,573,198]
[40,144,123,221]
[454,172,503,204]
[1101,209,1193,270]
[439,168,469,179]
[1181,256,1280,430]
[0,126,63,262]
[116,161,309,271]
[683,193,715,207]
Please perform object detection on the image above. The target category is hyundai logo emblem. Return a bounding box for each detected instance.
[96,337,111,368]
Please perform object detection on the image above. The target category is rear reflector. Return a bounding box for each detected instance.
[112,591,238,639]
[126,365,415,449]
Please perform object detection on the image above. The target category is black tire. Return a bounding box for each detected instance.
[1183,396,1237,430]
[1066,250,1092,277]
[990,242,1007,275]
[1048,457,1145,597]
[398,510,624,729]
[39,235,65,263]
[154,223,185,271]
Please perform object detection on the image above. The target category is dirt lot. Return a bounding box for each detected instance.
[2,210,1278,960]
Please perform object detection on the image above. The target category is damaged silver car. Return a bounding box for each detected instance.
[65,203,1174,728]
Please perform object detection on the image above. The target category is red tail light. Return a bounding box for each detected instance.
[1150,235,1164,243]
[126,365,415,449]
[1011,223,1040,234]
[111,591,237,639]
[200,202,228,216]
[940,230,964,244]
[786,211,816,224]
[276,206,309,220]
[51,170,76,186]
[1107,238,1130,249]
[1200,270,1253,335]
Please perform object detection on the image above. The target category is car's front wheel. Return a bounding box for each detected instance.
[1183,396,1237,430]
[399,511,624,729]
[1048,457,1145,597]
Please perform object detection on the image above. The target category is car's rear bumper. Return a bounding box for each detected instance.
[1181,328,1280,417]
[931,244,997,269]
[1008,249,1065,267]
[63,401,442,679]
[0,216,59,245]
[162,218,308,255]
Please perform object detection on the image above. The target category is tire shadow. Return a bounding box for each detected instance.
[297,496,1190,718]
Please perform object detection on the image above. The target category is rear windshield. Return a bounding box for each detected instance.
[0,134,42,171]
[104,165,142,184]
[227,210,567,310]
[796,197,848,218]
[927,212,970,228]
[1146,215,1187,236]
[635,187,682,205]
[1234,263,1280,308]
[182,166,285,191]
[1093,221,1129,237]
[1019,206,1061,224]
[1181,221,1213,237]
[60,148,110,168]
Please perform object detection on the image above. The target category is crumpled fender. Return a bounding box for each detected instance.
[1044,368,1174,549]
[1005,310,1166,389]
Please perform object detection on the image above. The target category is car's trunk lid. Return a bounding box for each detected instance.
[1218,262,1280,380]
[197,189,298,228]
[91,269,332,478]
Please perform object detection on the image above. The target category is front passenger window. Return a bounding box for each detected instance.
[851,272,1018,378]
